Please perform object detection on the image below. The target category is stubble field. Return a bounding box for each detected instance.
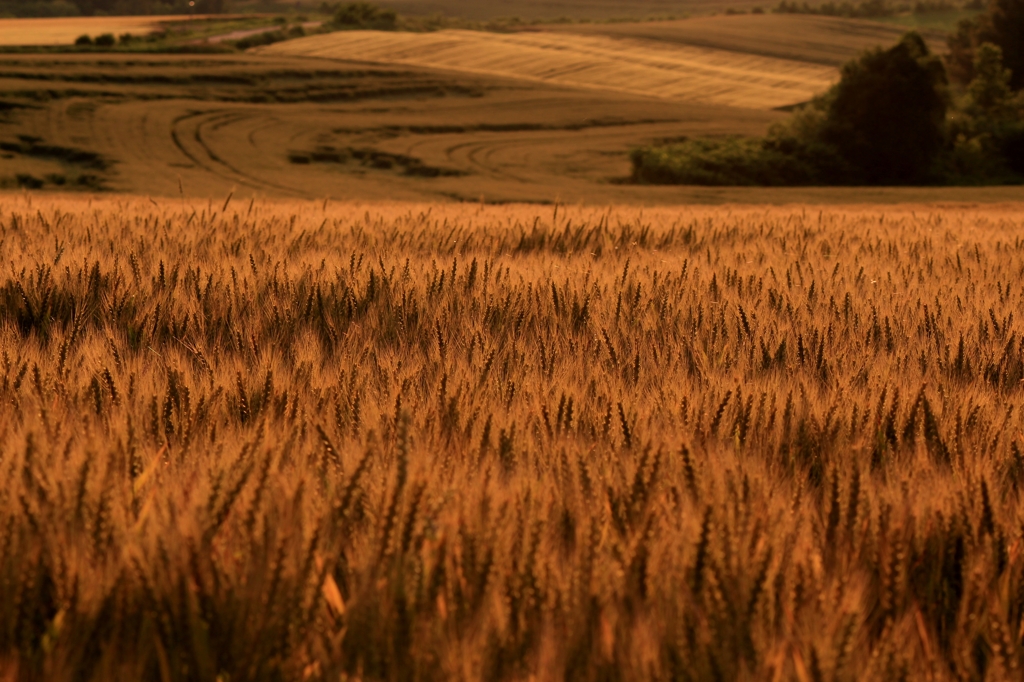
[262,28,838,110]
[3,195,1024,681]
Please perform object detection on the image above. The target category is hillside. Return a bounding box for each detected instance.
[0,12,996,203]
[548,13,949,65]
[263,29,838,110]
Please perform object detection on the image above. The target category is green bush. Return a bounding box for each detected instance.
[332,2,398,30]
[947,0,1024,89]
[234,30,287,50]
[74,34,92,46]
[93,33,115,47]
[631,137,837,186]
[946,42,1024,180]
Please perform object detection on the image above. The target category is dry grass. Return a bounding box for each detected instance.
[263,28,838,110]
[3,194,1024,681]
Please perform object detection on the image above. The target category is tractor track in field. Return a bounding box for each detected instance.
[170,109,304,195]
[0,50,796,201]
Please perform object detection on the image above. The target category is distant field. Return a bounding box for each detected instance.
[0,51,784,202]
[1,51,1021,203]
[549,13,949,65]
[263,29,837,110]
[377,0,774,19]
[0,15,224,46]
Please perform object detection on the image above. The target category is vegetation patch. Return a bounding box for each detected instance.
[288,144,466,176]
[632,28,1024,185]
[0,134,108,169]
[0,134,110,189]
[323,1,397,30]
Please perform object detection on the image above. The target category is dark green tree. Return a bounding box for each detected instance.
[988,0,1024,88]
[333,2,397,29]
[969,42,1014,112]
[947,0,1024,89]
[820,32,948,184]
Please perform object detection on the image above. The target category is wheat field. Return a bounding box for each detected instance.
[264,29,838,110]
[3,195,1024,681]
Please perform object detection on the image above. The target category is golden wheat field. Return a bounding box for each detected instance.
[263,29,838,110]
[4,195,1024,681]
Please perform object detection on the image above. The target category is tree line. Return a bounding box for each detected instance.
[633,0,1024,185]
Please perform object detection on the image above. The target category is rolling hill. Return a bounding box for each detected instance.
[0,13,991,203]
[263,28,838,110]
[376,0,777,20]
[548,13,949,65]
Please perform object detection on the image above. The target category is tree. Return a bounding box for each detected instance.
[946,0,1024,89]
[947,15,990,84]
[961,43,1024,175]
[969,42,1014,112]
[820,32,949,184]
[988,0,1024,88]
[333,3,397,29]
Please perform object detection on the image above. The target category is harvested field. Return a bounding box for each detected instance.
[264,28,838,110]
[0,51,787,202]
[3,196,1024,681]
[549,13,949,66]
